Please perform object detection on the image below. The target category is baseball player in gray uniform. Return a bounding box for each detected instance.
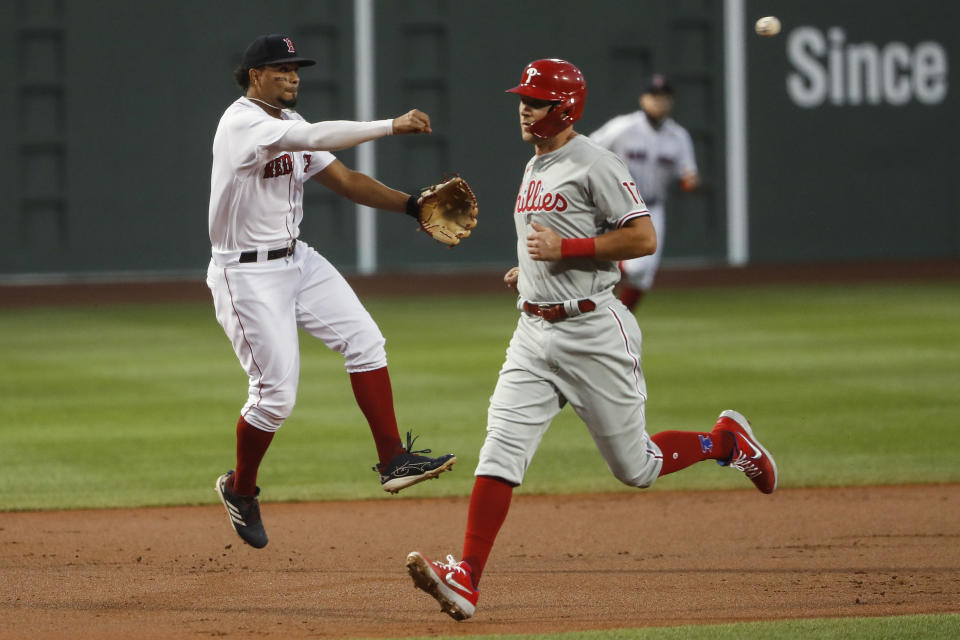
[590,73,699,310]
[209,34,456,549]
[405,59,777,621]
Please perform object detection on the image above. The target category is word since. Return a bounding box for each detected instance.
[786,26,948,107]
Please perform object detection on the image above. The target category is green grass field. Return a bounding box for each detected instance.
[374,615,960,640]
[1,281,958,510]
[375,613,960,639]
[1,280,958,639]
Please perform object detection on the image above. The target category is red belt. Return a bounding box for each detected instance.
[522,299,596,322]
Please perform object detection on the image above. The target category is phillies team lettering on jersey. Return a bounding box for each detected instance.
[513,136,648,304]
[405,58,778,623]
[517,177,643,214]
[516,180,568,213]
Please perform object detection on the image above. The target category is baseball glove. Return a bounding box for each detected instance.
[406,176,479,246]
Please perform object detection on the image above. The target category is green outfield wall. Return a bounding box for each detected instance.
[0,0,955,278]
[746,0,959,262]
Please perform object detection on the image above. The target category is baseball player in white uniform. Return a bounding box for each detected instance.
[209,34,456,549]
[590,74,699,310]
[405,59,777,621]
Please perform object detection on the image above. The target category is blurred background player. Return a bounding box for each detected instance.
[590,73,699,310]
[404,58,776,621]
[209,34,456,549]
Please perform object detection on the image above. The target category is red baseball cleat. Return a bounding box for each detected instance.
[406,551,478,621]
[713,410,778,494]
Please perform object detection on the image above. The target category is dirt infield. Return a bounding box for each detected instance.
[2,484,958,639]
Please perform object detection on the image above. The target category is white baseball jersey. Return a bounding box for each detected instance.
[589,111,696,206]
[206,98,388,432]
[514,135,649,302]
[209,97,335,254]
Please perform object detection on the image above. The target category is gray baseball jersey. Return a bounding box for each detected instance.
[514,135,649,302]
[474,134,663,488]
[589,111,696,206]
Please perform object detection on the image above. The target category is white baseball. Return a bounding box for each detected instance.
[755,16,781,37]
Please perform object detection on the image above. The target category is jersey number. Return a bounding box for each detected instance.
[621,181,643,205]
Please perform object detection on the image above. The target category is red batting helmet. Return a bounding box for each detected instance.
[506,58,587,139]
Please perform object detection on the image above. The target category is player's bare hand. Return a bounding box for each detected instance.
[393,109,432,135]
[504,266,520,291]
[681,170,700,192]
[526,222,562,261]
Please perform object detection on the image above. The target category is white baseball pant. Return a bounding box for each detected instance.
[620,202,665,291]
[206,241,387,432]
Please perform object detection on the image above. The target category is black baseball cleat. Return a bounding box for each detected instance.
[215,470,268,548]
[375,432,456,494]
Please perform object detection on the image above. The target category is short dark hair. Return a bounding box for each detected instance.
[233,65,253,90]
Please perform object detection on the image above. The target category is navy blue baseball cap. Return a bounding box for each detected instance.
[643,73,674,95]
[240,34,316,69]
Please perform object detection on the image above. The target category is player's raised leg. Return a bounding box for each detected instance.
[294,248,456,492]
[651,428,734,475]
[652,410,777,493]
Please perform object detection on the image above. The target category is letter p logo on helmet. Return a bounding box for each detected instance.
[506,59,587,138]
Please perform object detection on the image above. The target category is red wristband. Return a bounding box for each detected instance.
[560,237,596,258]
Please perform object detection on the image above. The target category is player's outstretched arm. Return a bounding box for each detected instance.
[313,159,409,212]
[276,109,432,152]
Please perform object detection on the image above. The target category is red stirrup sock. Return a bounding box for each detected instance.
[462,475,514,586]
[233,416,275,496]
[617,282,644,310]
[652,430,735,476]
[349,367,403,466]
